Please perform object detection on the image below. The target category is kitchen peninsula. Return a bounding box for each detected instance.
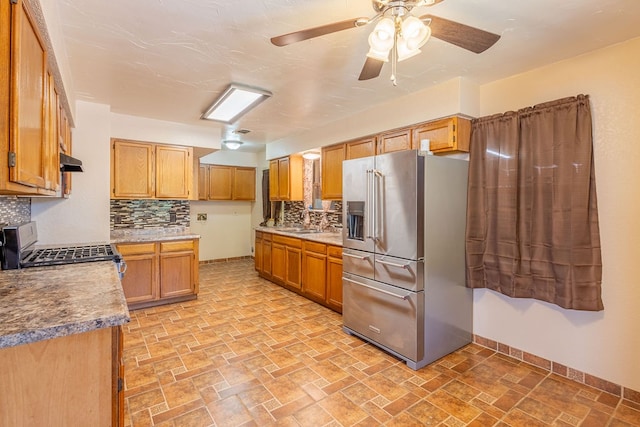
[0,261,129,426]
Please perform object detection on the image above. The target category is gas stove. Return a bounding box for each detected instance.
[1,222,124,276]
[20,244,120,268]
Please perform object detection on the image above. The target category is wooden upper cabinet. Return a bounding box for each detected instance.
[378,128,412,154]
[346,137,376,160]
[412,116,471,153]
[207,165,233,200]
[321,143,345,200]
[197,164,208,200]
[155,144,192,199]
[269,155,303,201]
[233,167,256,201]
[111,139,193,199]
[111,140,155,198]
[201,164,255,201]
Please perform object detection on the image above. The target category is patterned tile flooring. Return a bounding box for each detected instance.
[123,259,640,426]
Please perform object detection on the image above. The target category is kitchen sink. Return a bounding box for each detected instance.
[275,227,323,234]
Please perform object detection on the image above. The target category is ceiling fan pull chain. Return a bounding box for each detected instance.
[391,23,398,86]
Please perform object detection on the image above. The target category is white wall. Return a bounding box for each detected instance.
[31,101,111,244]
[191,150,260,261]
[473,37,640,391]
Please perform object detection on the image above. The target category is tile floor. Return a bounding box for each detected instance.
[123,259,640,426]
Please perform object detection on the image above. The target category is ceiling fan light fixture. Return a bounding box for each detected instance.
[397,38,421,62]
[401,16,430,50]
[367,18,395,61]
[223,140,243,150]
[201,84,272,124]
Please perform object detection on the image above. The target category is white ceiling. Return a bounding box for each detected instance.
[54,0,640,152]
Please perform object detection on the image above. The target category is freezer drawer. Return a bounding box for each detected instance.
[342,248,374,280]
[342,272,424,362]
[374,254,424,291]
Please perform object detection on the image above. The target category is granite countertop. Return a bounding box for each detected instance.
[110,227,200,244]
[0,262,130,349]
[256,226,343,246]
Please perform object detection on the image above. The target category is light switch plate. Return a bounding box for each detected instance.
[197,213,207,221]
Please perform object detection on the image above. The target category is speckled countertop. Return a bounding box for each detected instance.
[110,227,200,244]
[255,226,343,246]
[0,261,130,349]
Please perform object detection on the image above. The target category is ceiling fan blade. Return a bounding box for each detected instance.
[358,57,384,81]
[421,14,500,54]
[271,18,367,47]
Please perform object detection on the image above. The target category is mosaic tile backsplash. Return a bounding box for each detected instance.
[110,200,190,229]
[0,197,31,225]
[283,201,342,229]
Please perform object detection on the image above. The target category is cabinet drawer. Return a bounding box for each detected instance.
[255,231,263,239]
[304,241,326,254]
[273,235,302,248]
[117,243,156,256]
[160,240,195,253]
[327,246,342,258]
[263,233,272,242]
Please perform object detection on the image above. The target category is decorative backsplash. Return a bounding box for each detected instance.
[283,201,342,229]
[0,197,31,225]
[110,200,190,229]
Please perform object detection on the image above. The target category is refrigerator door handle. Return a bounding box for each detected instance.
[343,252,370,261]
[376,258,410,269]
[343,277,410,300]
[366,169,374,240]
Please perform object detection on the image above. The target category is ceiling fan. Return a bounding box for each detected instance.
[271,0,501,85]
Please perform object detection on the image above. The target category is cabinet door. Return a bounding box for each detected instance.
[119,254,158,304]
[269,160,279,201]
[159,251,195,298]
[303,250,327,302]
[198,164,208,200]
[378,128,412,154]
[271,242,286,284]
[155,145,192,198]
[326,246,343,313]
[255,233,263,272]
[346,137,376,160]
[285,246,302,291]
[412,116,471,153]
[321,144,345,200]
[9,0,48,191]
[233,167,256,200]
[43,68,59,191]
[208,165,233,200]
[262,235,272,277]
[111,140,154,198]
[277,157,290,200]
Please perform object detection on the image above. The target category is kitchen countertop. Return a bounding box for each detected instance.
[256,226,343,246]
[0,261,130,349]
[110,227,200,244]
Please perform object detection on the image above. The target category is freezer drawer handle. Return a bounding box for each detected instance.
[376,259,410,269]
[343,277,410,300]
[342,252,370,261]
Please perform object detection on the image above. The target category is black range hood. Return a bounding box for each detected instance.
[60,153,84,172]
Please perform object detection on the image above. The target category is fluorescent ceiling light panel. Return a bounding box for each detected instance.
[201,84,272,124]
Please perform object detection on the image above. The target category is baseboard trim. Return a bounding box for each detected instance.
[473,334,640,405]
[199,256,253,265]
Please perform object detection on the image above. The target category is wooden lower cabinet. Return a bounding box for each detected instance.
[302,241,327,303]
[117,239,199,310]
[326,245,343,313]
[256,231,342,313]
[0,326,124,426]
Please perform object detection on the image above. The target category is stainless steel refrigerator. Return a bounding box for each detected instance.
[342,149,472,370]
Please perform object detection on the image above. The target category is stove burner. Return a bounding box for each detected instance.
[21,244,120,268]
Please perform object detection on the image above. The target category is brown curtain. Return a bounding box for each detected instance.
[466,95,603,311]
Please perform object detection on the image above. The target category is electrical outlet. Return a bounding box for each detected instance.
[114,214,122,224]
[169,212,177,223]
[197,213,207,221]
